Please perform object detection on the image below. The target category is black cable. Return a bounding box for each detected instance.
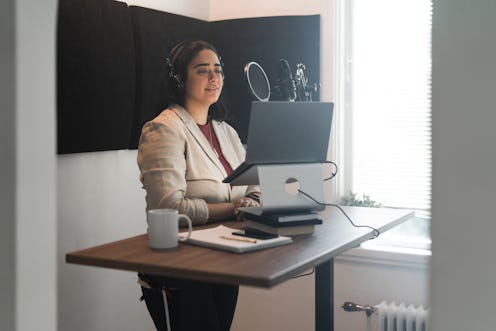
[323,160,338,181]
[292,268,315,279]
[297,189,380,239]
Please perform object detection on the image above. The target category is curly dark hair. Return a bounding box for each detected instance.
[166,40,228,121]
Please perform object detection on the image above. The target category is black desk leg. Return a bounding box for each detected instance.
[315,259,334,331]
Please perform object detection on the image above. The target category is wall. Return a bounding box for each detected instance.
[335,249,428,331]
[430,1,496,330]
[58,151,154,330]
[0,0,57,330]
[16,0,58,327]
[57,1,429,331]
[1,1,16,328]
[123,0,210,20]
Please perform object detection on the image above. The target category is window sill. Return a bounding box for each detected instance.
[337,244,430,270]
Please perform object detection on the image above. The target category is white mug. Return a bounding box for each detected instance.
[147,209,192,249]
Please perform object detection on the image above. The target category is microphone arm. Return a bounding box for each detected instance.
[274,59,297,102]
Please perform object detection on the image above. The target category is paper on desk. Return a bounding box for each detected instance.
[179,225,293,253]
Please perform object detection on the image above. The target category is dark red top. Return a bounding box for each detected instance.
[197,122,233,176]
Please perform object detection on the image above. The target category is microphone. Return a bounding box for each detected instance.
[275,59,297,102]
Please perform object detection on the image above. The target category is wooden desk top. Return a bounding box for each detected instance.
[66,206,413,288]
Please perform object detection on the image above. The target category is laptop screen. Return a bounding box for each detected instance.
[245,101,334,164]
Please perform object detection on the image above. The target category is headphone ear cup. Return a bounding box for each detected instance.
[172,74,184,91]
[219,57,225,81]
[166,57,184,91]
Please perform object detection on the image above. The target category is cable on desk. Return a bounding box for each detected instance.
[297,189,380,239]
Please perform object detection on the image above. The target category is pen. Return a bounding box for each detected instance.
[220,235,257,244]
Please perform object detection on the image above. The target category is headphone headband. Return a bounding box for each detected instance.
[168,40,190,65]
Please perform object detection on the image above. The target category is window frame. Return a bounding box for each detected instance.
[332,0,432,251]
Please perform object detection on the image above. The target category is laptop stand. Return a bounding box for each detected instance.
[230,163,326,215]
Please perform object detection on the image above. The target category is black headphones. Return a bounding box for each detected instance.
[165,40,189,91]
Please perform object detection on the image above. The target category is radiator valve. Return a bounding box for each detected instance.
[342,301,377,317]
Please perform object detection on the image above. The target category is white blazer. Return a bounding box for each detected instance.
[137,105,257,225]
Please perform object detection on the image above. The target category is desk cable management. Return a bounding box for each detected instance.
[291,162,380,280]
[300,160,380,239]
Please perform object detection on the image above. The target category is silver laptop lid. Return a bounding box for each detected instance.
[245,101,334,164]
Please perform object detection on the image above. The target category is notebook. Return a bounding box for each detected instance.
[179,225,293,253]
[223,101,334,184]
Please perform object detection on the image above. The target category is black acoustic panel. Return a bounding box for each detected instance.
[57,0,135,154]
[57,0,320,152]
[127,6,210,149]
[127,12,320,147]
[211,15,321,143]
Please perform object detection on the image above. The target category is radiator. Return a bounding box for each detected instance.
[342,301,429,331]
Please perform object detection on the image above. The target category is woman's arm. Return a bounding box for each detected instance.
[138,120,209,224]
[207,202,236,222]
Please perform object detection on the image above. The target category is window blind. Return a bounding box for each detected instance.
[347,0,432,219]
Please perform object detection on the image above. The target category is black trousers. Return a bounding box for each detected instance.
[139,273,239,331]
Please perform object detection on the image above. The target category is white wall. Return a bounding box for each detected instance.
[430,1,496,330]
[121,0,210,20]
[0,0,57,330]
[58,151,154,330]
[335,250,429,331]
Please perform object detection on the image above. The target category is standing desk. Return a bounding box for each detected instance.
[66,206,413,331]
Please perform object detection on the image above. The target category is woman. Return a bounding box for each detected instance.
[137,40,260,331]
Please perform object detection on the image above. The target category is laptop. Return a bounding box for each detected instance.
[223,101,334,184]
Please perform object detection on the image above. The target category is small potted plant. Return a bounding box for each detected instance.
[341,192,382,208]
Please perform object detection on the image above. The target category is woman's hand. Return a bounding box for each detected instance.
[233,194,261,220]
[207,192,261,222]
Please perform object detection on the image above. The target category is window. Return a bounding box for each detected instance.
[334,0,432,250]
